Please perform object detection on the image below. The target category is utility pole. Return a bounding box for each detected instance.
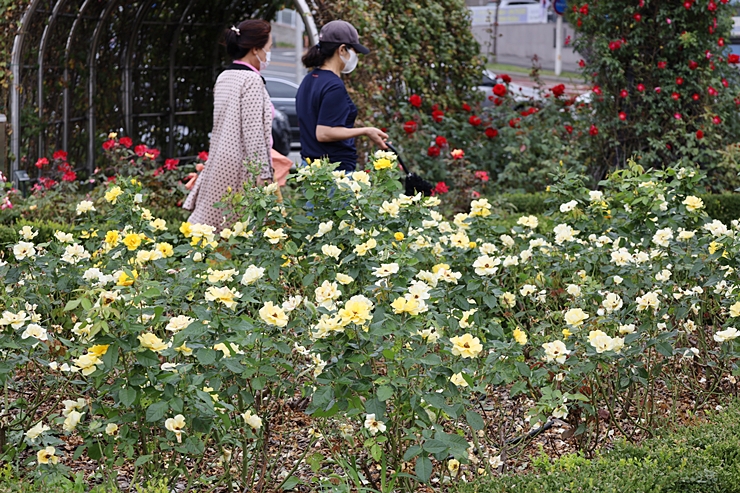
[492,0,500,64]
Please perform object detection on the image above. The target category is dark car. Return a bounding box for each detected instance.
[265,77,300,146]
[271,108,292,157]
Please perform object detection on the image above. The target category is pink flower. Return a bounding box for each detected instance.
[474,170,490,182]
[451,149,465,160]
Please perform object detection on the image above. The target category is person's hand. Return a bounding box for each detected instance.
[184,173,198,190]
[365,127,389,149]
[195,162,205,172]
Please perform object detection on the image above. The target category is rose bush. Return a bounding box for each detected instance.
[2,150,740,489]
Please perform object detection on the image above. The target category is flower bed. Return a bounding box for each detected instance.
[1,153,740,490]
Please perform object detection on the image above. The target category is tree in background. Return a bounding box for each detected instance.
[570,0,740,188]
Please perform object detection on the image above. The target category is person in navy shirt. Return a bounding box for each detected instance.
[296,20,388,172]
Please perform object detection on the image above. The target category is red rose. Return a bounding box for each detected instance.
[729,54,740,64]
[708,1,717,11]
[35,157,49,169]
[719,38,725,47]
[589,124,598,136]
[409,94,422,108]
[435,136,448,147]
[633,13,642,21]
[468,115,482,126]
[52,150,67,161]
[431,104,439,111]
[692,93,700,101]
[493,97,503,106]
[147,148,160,159]
[164,158,179,171]
[119,136,133,148]
[198,151,209,161]
[593,85,602,95]
[501,74,512,83]
[62,170,77,182]
[655,87,662,94]
[433,181,449,194]
[462,103,471,112]
[102,139,116,151]
[674,113,682,120]
[708,86,718,96]
[432,110,444,122]
[672,92,680,100]
[636,83,645,92]
[676,77,684,85]
[551,84,565,97]
[688,60,698,70]
[134,144,147,156]
[153,167,164,177]
[475,170,490,182]
[696,130,704,139]
[620,89,628,98]
[485,127,498,138]
[403,121,417,134]
[493,84,507,97]
[427,145,440,157]
[509,118,520,128]
[683,1,691,8]
[578,59,585,68]
[713,115,722,124]
[619,112,627,121]
[580,4,589,15]
[471,191,481,199]
[564,125,573,134]
[657,61,667,69]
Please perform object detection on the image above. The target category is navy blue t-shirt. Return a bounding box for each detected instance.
[296,69,358,172]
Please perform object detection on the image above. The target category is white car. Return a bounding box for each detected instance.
[478,69,544,105]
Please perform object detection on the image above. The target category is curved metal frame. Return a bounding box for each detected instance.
[10,0,315,182]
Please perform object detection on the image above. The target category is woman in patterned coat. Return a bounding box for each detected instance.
[183,19,273,230]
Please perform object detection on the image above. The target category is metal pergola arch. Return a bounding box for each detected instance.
[9,0,318,185]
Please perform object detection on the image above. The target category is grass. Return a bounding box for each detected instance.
[485,62,584,81]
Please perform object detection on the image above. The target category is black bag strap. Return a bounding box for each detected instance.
[385,142,410,175]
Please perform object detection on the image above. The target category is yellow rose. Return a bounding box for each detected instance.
[87,344,109,357]
[564,308,589,327]
[730,301,740,318]
[682,195,704,212]
[373,158,393,170]
[512,328,527,345]
[104,230,120,247]
[259,301,289,327]
[338,295,375,326]
[180,222,192,238]
[394,232,405,241]
[450,333,483,358]
[122,233,141,251]
[37,446,58,465]
[117,270,138,286]
[138,332,170,353]
[156,242,174,258]
[104,186,124,204]
[432,263,450,274]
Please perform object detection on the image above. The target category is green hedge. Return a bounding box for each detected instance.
[0,219,73,246]
[495,192,740,225]
[455,404,740,493]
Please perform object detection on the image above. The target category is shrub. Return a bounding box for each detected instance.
[569,0,740,187]
[3,155,740,490]
[454,404,740,493]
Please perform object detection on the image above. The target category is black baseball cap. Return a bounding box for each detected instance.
[318,20,370,54]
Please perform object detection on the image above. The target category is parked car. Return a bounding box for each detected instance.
[271,108,292,157]
[478,69,542,106]
[265,77,300,146]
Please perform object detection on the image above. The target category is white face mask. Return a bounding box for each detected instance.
[257,48,271,71]
[340,47,358,74]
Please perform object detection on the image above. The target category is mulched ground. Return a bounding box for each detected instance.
[8,362,737,492]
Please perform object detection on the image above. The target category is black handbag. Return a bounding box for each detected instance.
[385,142,435,196]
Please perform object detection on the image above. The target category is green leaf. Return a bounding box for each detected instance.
[365,398,386,419]
[134,455,153,467]
[145,401,169,422]
[63,299,81,311]
[119,387,137,407]
[415,455,433,483]
[102,343,118,370]
[403,445,423,461]
[196,348,218,365]
[80,298,92,311]
[135,350,160,368]
[281,476,301,491]
[376,385,393,402]
[465,410,485,431]
[422,439,448,454]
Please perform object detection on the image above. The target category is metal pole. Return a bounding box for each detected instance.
[293,0,318,46]
[0,114,7,181]
[10,0,43,187]
[64,0,95,153]
[38,0,69,159]
[555,14,562,76]
[295,11,304,84]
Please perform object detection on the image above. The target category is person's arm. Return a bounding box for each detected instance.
[316,125,389,149]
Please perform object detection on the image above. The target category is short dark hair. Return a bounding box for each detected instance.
[222,19,271,60]
[302,41,342,69]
